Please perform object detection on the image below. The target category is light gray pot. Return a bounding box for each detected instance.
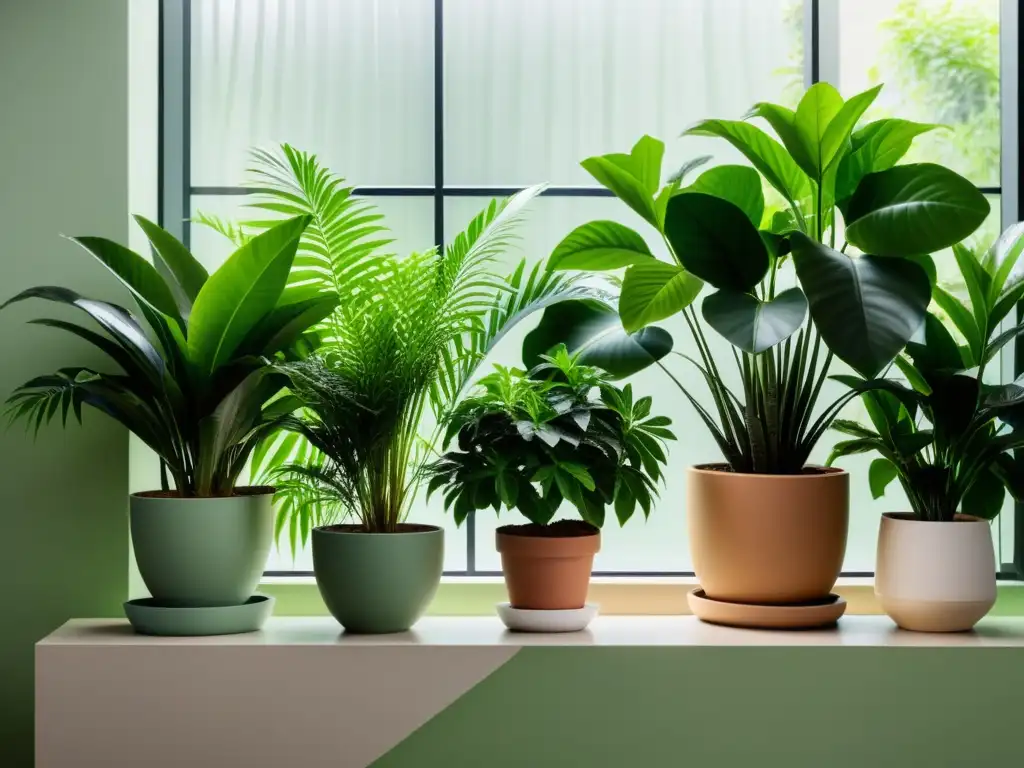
[130,487,275,607]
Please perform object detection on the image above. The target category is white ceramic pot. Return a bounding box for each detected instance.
[875,513,996,632]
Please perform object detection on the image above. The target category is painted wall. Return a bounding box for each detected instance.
[0,1,130,764]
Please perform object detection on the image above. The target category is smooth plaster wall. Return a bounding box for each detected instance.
[0,0,130,763]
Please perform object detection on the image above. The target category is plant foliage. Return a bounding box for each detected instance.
[3,216,330,496]
[828,227,1024,522]
[427,346,674,528]
[542,83,989,473]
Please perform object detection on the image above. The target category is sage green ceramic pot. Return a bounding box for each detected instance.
[130,487,275,607]
[312,524,444,634]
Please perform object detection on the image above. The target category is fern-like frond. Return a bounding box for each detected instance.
[191,212,252,248]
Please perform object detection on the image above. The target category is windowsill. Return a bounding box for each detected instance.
[258,576,1024,617]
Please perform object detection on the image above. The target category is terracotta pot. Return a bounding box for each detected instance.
[875,512,995,632]
[496,525,600,610]
[687,465,849,604]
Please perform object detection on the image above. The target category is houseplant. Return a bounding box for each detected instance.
[218,146,612,632]
[427,346,673,630]
[541,83,991,627]
[3,214,329,634]
[829,227,1024,631]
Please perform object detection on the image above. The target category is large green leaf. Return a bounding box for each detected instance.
[835,119,940,209]
[683,119,810,212]
[580,135,664,227]
[845,164,990,256]
[663,192,769,292]
[682,165,764,227]
[818,85,881,174]
[522,298,673,378]
[188,215,310,377]
[868,457,899,500]
[619,260,703,332]
[69,235,183,328]
[790,233,931,378]
[962,466,1006,521]
[702,287,807,354]
[747,102,815,179]
[794,82,844,177]
[548,220,654,271]
[133,215,209,315]
[237,293,339,358]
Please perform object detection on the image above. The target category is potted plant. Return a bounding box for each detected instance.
[427,346,673,631]
[540,83,990,627]
[3,215,330,635]
[829,228,1024,631]
[222,147,611,633]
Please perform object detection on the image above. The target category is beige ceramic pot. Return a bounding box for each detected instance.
[687,464,849,604]
[875,513,995,632]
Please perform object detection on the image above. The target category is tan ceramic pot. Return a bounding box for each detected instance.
[687,465,849,604]
[875,513,995,632]
[496,525,600,610]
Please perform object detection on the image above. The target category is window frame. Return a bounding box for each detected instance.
[159,0,1022,579]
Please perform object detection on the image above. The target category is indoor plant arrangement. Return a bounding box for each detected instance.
[542,82,991,628]
[216,146,606,633]
[3,214,329,635]
[829,227,1024,631]
[427,346,673,631]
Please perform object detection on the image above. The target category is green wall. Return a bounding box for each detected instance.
[0,1,130,764]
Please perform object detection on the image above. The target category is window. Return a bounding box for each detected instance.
[161,0,1019,577]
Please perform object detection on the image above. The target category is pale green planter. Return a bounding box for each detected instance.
[313,524,444,634]
[130,487,275,607]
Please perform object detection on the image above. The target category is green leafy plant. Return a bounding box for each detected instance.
[207,147,610,543]
[426,346,674,528]
[828,226,1024,522]
[540,83,990,474]
[3,215,330,496]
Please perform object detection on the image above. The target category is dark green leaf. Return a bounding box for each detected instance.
[701,287,807,354]
[664,192,769,292]
[791,233,932,378]
[962,466,1006,521]
[845,164,990,256]
[682,165,764,227]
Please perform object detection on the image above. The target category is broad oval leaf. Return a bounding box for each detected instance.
[188,214,310,376]
[683,165,765,227]
[548,220,653,271]
[702,287,807,354]
[580,135,664,227]
[522,298,673,379]
[845,164,990,256]
[683,119,810,210]
[664,192,769,292]
[619,260,703,332]
[835,119,940,210]
[790,232,932,378]
[868,457,899,500]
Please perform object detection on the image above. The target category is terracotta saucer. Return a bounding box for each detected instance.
[688,588,846,630]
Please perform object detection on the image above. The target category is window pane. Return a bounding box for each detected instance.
[444,0,803,187]
[191,0,434,187]
[837,0,1000,186]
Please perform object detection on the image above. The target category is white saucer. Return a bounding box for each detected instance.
[496,602,599,632]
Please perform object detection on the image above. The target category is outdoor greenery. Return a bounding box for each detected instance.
[542,82,990,474]
[427,346,674,528]
[201,146,607,543]
[3,216,330,496]
[829,224,1024,522]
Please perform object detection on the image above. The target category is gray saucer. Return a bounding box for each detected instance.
[124,594,274,636]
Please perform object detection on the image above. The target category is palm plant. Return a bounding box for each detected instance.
[541,83,990,474]
[828,227,1024,522]
[3,216,332,496]
[199,145,603,544]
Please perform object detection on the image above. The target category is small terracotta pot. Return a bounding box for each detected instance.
[496,525,600,610]
[875,512,995,632]
[688,465,849,605]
